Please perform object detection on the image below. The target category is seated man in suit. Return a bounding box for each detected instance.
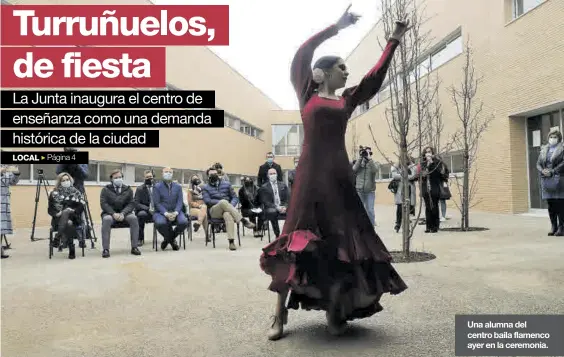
[257,168,289,238]
[153,167,187,251]
[100,169,141,258]
[202,167,255,251]
[134,169,155,246]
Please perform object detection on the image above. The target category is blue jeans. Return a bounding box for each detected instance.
[440,199,447,218]
[358,191,376,226]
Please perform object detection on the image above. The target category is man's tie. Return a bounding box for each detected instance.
[273,183,280,207]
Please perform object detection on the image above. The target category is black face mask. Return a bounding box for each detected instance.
[145,178,153,185]
[244,180,253,187]
[209,174,219,184]
[192,179,201,185]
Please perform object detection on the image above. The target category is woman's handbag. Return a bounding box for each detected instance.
[543,174,561,192]
[439,181,452,200]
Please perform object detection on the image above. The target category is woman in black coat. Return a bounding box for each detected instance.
[420,146,446,233]
[238,176,261,237]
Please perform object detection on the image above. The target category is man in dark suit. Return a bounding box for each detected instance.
[153,167,187,251]
[257,152,283,187]
[257,168,289,238]
[100,169,140,258]
[134,169,155,246]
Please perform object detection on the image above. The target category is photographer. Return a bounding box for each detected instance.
[1,162,20,259]
[48,172,85,259]
[56,147,89,193]
[352,146,379,226]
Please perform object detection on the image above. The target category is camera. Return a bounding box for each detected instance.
[359,146,372,159]
[37,168,44,175]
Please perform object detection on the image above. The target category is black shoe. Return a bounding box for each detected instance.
[161,240,169,250]
[424,230,431,233]
[556,227,564,236]
[171,240,180,251]
[102,249,110,258]
[131,247,141,255]
[193,223,200,232]
[68,244,76,259]
[228,239,237,251]
[394,225,400,233]
[138,239,144,246]
[431,229,438,233]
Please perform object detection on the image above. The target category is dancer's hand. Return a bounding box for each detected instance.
[390,20,410,41]
[336,4,361,30]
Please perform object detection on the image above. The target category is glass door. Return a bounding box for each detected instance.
[527,111,561,209]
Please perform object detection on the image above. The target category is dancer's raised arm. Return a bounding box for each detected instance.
[343,20,409,113]
[291,5,360,109]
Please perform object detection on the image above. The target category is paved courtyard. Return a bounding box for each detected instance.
[2,205,564,357]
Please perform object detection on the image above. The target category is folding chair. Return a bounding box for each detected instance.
[206,218,240,248]
[187,215,200,242]
[152,223,187,251]
[49,224,87,259]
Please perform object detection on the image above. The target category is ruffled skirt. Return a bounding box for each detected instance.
[260,229,407,321]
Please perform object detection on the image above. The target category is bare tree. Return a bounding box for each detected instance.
[368,0,447,258]
[348,120,360,161]
[449,38,493,230]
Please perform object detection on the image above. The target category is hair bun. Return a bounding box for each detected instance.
[312,68,325,84]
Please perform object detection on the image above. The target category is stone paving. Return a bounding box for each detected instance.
[2,205,563,357]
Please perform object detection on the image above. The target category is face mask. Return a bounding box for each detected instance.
[113,178,123,187]
[549,138,558,146]
[209,174,219,184]
[267,158,273,164]
[61,180,71,188]
[244,180,253,187]
[269,174,277,182]
[425,153,433,159]
[145,178,153,185]
[192,179,200,185]
[163,173,173,181]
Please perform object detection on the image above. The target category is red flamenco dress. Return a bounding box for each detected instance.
[260,24,408,322]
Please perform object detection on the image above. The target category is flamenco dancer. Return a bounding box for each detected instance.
[260,6,409,340]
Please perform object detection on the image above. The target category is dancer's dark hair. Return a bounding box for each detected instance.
[313,56,341,70]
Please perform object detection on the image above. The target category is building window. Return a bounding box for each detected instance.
[87,162,99,183]
[14,164,31,181]
[34,164,59,181]
[272,124,304,156]
[513,0,545,19]
[441,150,464,174]
[99,163,124,182]
[378,163,392,180]
[430,34,463,71]
[224,111,263,139]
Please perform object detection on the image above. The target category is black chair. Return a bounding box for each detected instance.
[152,223,187,251]
[206,218,240,248]
[261,212,286,243]
[49,225,87,259]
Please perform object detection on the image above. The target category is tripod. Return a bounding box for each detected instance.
[30,172,51,242]
[81,190,98,247]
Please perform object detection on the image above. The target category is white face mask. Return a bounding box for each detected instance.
[61,180,71,188]
[113,178,123,187]
[425,153,433,159]
[268,174,277,182]
[163,172,173,181]
[549,138,558,146]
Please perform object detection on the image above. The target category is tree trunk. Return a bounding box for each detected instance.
[401,142,411,258]
[462,148,470,230]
